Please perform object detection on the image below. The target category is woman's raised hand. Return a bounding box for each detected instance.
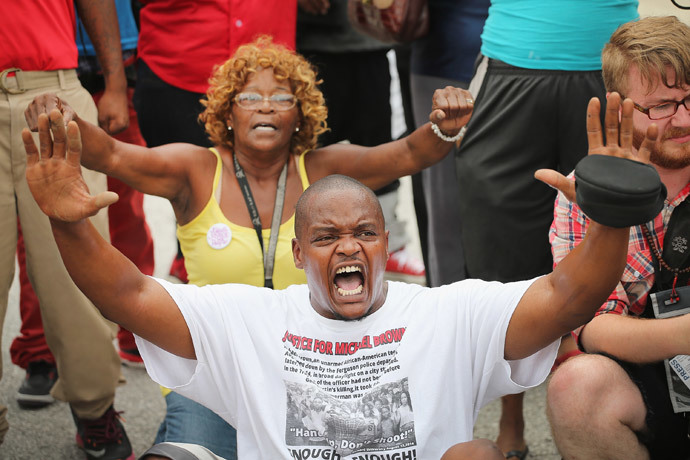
[24,93,76,132]
[429,86,475,136]
[23,109,118,222]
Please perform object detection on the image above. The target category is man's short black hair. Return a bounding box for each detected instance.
[294,175,383,239]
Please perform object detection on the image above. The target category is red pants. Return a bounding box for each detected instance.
[10,88,155,369]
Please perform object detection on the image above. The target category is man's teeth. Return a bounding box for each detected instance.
[336,266,361,274]
[334,266,362,295]
[336,285,363,296]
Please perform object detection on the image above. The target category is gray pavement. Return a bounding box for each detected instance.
[0,193,560,459]
[0,197,175,460]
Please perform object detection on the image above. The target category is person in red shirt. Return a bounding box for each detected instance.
[10,0,155,398]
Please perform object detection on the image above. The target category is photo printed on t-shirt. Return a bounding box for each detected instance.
[281,327,417,458]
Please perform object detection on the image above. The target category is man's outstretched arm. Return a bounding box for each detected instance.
[504,94,658,361]
[23,110,195,359]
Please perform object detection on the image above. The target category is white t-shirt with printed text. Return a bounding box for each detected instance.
[136,278,557,459]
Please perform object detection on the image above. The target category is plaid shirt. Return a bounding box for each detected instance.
[550,177,690,328]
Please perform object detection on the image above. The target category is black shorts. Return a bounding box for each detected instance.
[456,56,606,282]
[616,358,690,459]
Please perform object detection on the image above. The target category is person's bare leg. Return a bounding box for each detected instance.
[552,334,581,370]
[557,334,577,356]
[441,439,505,460]
[547,354,649,459]
[496,393,527,457]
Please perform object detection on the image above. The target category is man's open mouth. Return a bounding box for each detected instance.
[333,265,364,296]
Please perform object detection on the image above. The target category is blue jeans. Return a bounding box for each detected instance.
[155,392,237,459]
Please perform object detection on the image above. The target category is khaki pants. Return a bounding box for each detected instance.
[0,68,121,442]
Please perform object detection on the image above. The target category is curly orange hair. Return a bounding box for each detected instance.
[200,36,328,155]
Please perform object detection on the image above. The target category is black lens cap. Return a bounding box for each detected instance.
[574,155,666,228]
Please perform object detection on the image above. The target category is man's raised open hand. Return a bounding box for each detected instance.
[534,92,658,202]
[23,109,118,222]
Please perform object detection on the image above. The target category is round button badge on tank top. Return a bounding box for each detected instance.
[207,223,232,250]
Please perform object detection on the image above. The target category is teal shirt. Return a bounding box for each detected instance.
[480,0,638,71]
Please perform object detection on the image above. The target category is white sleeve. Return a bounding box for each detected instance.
[461,277,559,409]
[134,277,276,423]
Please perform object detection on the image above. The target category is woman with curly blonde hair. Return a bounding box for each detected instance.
[25,35,474,458]
[201,36,328,160]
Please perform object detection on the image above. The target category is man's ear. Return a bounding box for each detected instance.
[292,238,304,269]
[385,229,390,261]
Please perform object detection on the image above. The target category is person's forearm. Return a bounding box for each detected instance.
[69,109,186,203]
[357,123,456,190]
[51,218,147,328]
[311,86,471,189]
[50,217,195,358]
[75,0,127,94]
[581,312,690,363]
[550,222,630,332]
[507,222,630,360]
[404,122,458,170]
[72,113,118,172]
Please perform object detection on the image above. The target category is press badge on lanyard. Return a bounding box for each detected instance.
[650,286,690,412]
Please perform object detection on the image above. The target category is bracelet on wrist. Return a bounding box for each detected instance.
[430,122,464,142]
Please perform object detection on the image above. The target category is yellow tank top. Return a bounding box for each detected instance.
[177,148,309,288]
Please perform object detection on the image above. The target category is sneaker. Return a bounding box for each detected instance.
[17,360,57,409]
[385,247,426,285]
[73,405,134,460]
[118,348,145,369]
[168,254,188,284]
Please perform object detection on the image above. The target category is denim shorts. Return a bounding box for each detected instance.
[616,358,690,459]
[154,392,237,460]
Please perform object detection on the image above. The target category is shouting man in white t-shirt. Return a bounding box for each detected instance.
[21,94,657,459]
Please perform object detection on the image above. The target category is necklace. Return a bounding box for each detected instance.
[642,224,690,304]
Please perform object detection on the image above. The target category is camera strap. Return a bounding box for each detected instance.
[233,154,288,290]
[643,198,690,413]
[643,198,690,302]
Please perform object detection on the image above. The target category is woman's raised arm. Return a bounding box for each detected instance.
[304,86,474,190]
[24,93,205,203]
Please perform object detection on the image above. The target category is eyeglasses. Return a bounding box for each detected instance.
[629,95,690,120]
[233,92,297,111]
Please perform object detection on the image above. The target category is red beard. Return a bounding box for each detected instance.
[633,126,690,169]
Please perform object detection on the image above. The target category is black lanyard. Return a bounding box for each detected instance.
[233,154,288,289]
[642,198,690,304]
